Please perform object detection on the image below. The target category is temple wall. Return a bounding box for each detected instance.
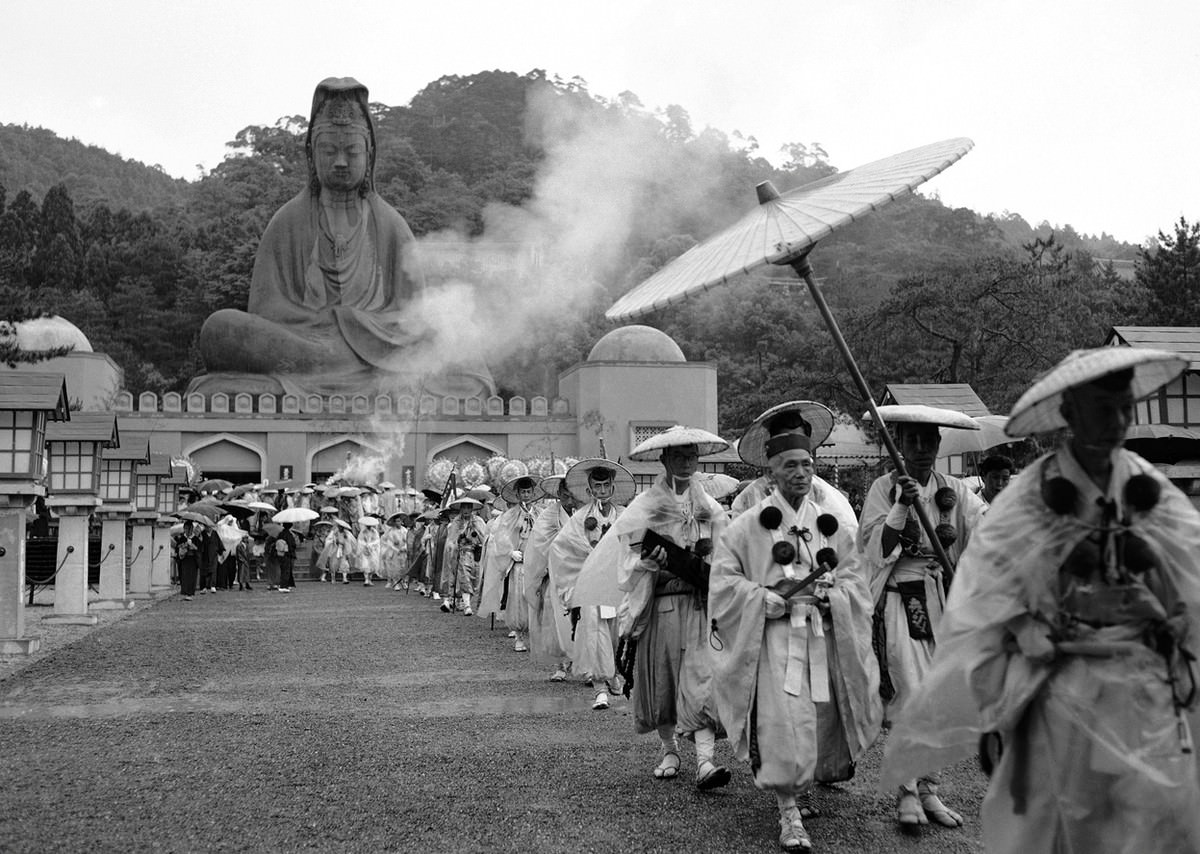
[558,361,718,473]
[116,391,580,486]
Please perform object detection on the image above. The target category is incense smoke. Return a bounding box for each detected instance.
[344,85,742,485]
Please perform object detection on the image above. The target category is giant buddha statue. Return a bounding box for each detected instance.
[189,77,494,399]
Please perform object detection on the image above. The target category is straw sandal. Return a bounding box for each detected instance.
[652,750,680,780]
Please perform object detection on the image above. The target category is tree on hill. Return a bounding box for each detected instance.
[0,70,1154,404]
[1138,217,1200,325]
[0,123,186,212]
[846,235,1147,412]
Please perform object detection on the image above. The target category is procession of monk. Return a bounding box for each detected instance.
[237,346,1196,854]
[164,79,1200,853]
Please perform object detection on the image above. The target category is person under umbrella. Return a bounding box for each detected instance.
[976,453,1015,507]
[173,520,202,601]
[312,509,338,582]
[216,514,247,591]
[857,405,986,831]
[357,516,381,586]
[609,426,732,790]
[709,401,882,852]
[267,522,299,593]
[883,347,1200,853]
[321,520,357,585]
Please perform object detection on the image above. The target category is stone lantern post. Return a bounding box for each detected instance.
[92,435,149,610]
[129,452,171,597]
[0,373,70,653]
[43,411,119,626]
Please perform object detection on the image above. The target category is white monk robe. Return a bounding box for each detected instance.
[711,490,882,791]
[731,474,857,527]
[858,469,984,713]
[525,502,574,665]
[357,526,381,580]
[470,515,503,611]
[883,446,1200,853]
[550,501,624,683]
[477,502,538,629]
[380,525,408,585]
[608,474,727,736]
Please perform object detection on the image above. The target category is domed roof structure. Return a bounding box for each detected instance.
[14,316,93,353]
[587,325,685,363]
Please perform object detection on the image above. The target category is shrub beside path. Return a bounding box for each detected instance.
[0,586,986,853]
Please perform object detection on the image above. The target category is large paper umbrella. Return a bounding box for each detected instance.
[607,138,974,319]
[272,507,319,524]
[606,138,974,577]
[937,415,1013,457]
[244,501,278,513]
[198,478,234,494]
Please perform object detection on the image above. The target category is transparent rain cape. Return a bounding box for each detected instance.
[882,445,1200,853]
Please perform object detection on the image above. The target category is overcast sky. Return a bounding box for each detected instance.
[4,0,1196,245]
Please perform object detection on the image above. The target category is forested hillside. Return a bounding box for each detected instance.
[1,69,1194,431]
[0,124,187,212]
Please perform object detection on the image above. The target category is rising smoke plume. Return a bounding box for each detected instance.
[335,85,743,487]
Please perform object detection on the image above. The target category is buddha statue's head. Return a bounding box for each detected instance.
[306,77,376,197]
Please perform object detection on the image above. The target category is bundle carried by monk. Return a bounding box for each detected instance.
[773,547,839,600]
[640,529,712,593]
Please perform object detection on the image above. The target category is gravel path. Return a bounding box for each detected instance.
[1,585,987,853]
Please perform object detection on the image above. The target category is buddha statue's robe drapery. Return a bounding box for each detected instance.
[189,77,494,399]
[194,190,494,398]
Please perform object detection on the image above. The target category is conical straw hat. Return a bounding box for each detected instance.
[564,458,637,505]
[628,425,728,462]
[739,400,835,467]
[500,475,545,505]
[1007,347,1186,437]
[864,404,980,431]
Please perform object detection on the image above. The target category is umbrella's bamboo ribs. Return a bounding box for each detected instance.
[787,255,956,580]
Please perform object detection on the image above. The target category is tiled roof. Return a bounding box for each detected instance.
[136,453,174,478]
[1108,327,1200,367]
[881,383,990,416]
[0,372,70,418]
[44,411,119,446]
[103,434,149,462]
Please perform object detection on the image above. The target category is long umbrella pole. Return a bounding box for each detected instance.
[788,256,956,579]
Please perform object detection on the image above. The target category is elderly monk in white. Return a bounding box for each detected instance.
[711,402,881,853]
[729,403,858,533]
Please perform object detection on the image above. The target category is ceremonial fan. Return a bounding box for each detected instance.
[607,138,975,574]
